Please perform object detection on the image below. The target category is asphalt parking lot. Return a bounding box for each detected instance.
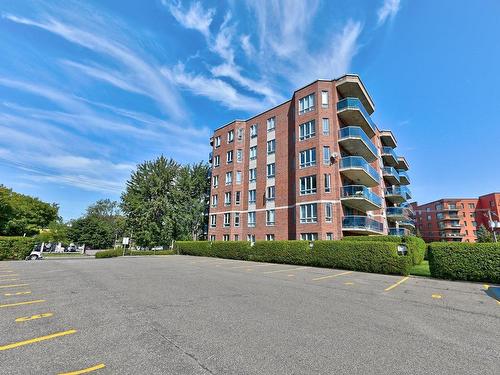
[0,255,499,374]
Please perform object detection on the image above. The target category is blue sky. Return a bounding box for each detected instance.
[0,0,499,220]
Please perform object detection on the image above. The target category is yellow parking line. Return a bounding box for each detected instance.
[0,279,19,282]
[58,363,106,375]
[431,294,442,299]
[263,267,309,274]
[312,271,353,281]
[15,313,53,322]
[4,291,31,296]
[0,284,29,289]
[0,329,77,351]
[344,282,354,285]
[0,299,45,308]
[384,276,410,292]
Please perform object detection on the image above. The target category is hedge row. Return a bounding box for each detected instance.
[95,249,123,258]
[0,236,37,260]
[174,240,412,275]
[129,250,175,256]
[428,242,500,283]
[342,235,425,265]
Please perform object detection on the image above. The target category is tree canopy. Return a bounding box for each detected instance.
[120,156,209,247]
[476,224,494,243]
[0,185,59,236]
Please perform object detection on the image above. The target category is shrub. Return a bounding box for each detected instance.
[0,236,37,260]
[252,241,310,264]
[428,242,500,283]
[342,235,425,266]
[129,250,174,256]
[211,241,252,260]
[174,241,212,256]
[95,248,123,258]
[312,241,411,275]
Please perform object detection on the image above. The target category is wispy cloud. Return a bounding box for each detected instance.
[164,0,215,38]
[377,0,401,26]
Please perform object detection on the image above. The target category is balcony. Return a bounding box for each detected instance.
[338,126,378,162]
[336,74,375,114]
[396,157,410,171]
[381,147,398,167]
[385,186,412,204]
[340,156,380,188]
[389,227,411,236]
[398,170,410,185]
[337,98,377,138]
[342,215,384,235]
[438,214,460,221]
[380,130,397,148]
[382,167,400,185]
[341,185,382,212]
[399,220,416,230]
[209,136,214,146]
[386,207,412,221]
[440,232,465,239]
[208,151,213,163]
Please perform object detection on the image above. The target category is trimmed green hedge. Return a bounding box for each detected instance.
[175,240,411,275]
[0,236,37,260]
[129,250,174,256]
[95,249,123,258]
[428,242,500,283]
[342,235,425,266]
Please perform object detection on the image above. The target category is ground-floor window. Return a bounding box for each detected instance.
[300,233,318,241]
[326,233,333,240]
[210,235,216,241]
[266,234,275,241]
[223,234,229,241]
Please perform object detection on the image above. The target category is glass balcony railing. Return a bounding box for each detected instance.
[339,126,378,157]
[385,186,412,200]
[383,167,400,182]
[400,219,416,227]
[337,98,377,135]
[208,151,213,162]
[397,170,410,183]
[389,228,410,236]
[341,185,382,207]
[386,207,409,217]
[342,215,384,233]
[340,156,380,183]
[382,147,398,161]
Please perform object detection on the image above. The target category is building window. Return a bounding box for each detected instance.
[325,203,333,222]
[299,120,315,140]
[226,150,233,164]
[326,233,333,240]
[236,171,242,184]
[223,213,231,227]
[299,175,317,195]
[299,148,316,168]
[299,93,315,114]
[321,91,328,108]
[322,118,330,135]
[300,233,318,241]
[234,234,239,241]
[211,194,218,207]
[267,117,276,132]
[227,130,234,143]
[223,234,229,241]
[248,212,256,227]
[210,214,217,227]
[224,192,231,206]
[266,209,275,226]
[300,203,318,223]
[235,191,241,205]
[237,128,244,141]
[247,234,256,243]
[436,212,443,220]
[248,189,256,204]
[324,174,331,193]
[266,234,275,241]
[470,212,476,218]
[234,212,240,227]
[426,207,431,212]
[266,186,275,201]
[250,124,258,138]
[213,155,220,167]
[267,139,275,154]
[210,235,216,241]
[236,149,243,163]
[212,175,219,188]
[468,203,475,209]
[323,146,330,165]
[472,221,477,227]
[215,136,221,148]
[225,172,232,185]
[427,215,431,221]
[267,163,275,178]
[249,146,257,160]
[249,168,256,182]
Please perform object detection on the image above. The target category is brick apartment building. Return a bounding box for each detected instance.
[414,193,500,242]
[207,74,414,241]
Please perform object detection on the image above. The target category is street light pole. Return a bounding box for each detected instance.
[487,210,498,242]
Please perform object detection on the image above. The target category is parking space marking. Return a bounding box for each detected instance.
[344,282,354,285]
[4,291,31,296]
[58,363,106,375]
[0,274,19,277]
[312,271,353,281]
[0,299,46,308]
[384,276,410,292]
[0,278,19,282]
[232,264,273,269]
[15,313,54,322]
[263,267,309,274]
[0,329,77,351]
[0,283,29,289]
[431,294,442,299]
[287,274,295,277]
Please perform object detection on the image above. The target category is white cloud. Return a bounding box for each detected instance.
[164,0,215,38]
[240,34,255,57]
[377,0,401,26]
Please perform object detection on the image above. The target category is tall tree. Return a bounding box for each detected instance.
[476,224,494,243]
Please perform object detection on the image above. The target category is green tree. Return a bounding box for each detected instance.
[37,221,70,243]
[476,224,494,243]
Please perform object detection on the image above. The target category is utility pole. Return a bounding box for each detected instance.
[487,210,498,242]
